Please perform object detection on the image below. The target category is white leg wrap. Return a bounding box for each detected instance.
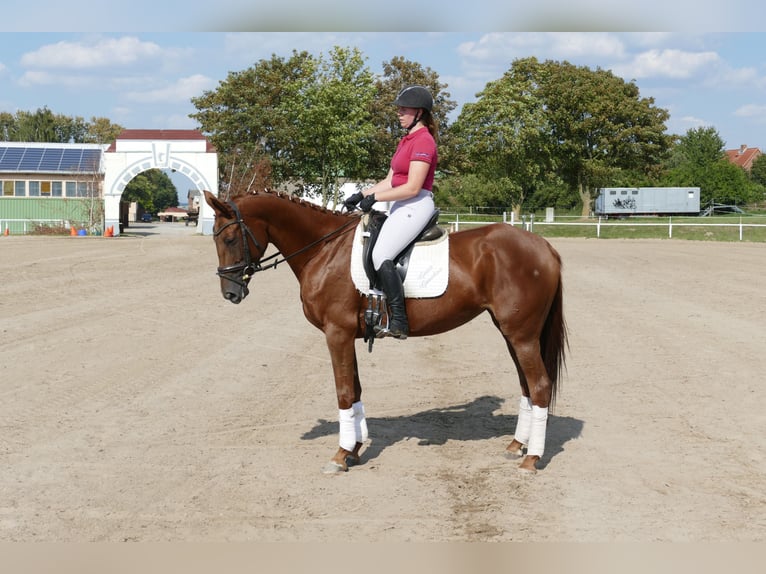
[526,405,549,458]
[513,396,533,445]
[352,401,369,443]
[338,407,357,451]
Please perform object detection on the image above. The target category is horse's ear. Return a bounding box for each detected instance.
[203,190,234,219]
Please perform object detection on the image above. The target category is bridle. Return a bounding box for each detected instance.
[213,199,359,295]
[213,200,265,296]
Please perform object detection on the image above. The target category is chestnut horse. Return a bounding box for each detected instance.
[203,190,567,474]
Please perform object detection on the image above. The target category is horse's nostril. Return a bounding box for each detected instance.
[223,291,241,304]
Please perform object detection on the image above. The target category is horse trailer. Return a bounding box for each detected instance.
[595,187,701,217]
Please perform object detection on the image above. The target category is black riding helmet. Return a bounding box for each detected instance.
[393,85,433,112]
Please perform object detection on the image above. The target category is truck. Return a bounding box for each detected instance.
[595,187,701,217]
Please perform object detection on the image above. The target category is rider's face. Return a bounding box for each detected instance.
[397,106,420,127]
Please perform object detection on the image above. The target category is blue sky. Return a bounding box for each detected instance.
[2,32,765,152]
[3,18,766,196]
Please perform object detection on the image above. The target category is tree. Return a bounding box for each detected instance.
[286,46,376,206]
[0,108,123,144]
[368,57,457,176]
[749,155,766,205]
[122,169,178,214]
[540,60,672,216]
[190,50,317,188]
[451,57,554,215]
[84,117,124,144]
[661,127,758,206]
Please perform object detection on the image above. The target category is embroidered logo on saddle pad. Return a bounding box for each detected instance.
[349,221,449,298]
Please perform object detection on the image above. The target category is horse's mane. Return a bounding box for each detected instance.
[242,188,356,218]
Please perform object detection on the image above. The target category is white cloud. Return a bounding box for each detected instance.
[615,48,720,80]
[20,36,162,69]
[734,104,766,118]
[18,70,88,87]
[124,74,214,104]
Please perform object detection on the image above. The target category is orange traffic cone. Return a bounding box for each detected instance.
[3,227,9,236]
[70,226,77,236]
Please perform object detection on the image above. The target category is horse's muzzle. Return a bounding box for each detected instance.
[217,263,254,304]
[221,281,248,304]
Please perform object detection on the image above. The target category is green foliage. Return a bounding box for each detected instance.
[121,169,178,213]
[0,107,123,143]
[450,57,672,217]
[369,57,457,175]
[660,127,757,205]
[286,46,377,206]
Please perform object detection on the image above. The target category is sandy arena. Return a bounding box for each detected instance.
[1,224,764,542]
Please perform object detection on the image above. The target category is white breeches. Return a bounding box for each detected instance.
[371,190,435,270]
[339,401,369,451]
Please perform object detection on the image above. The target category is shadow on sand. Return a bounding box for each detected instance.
[301,395,583,470]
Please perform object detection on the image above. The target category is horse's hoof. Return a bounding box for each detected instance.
[504,448,524,460]
[321,461,347,474]
[345,455,361,467]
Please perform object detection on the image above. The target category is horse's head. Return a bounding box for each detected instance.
[204,190,266,304]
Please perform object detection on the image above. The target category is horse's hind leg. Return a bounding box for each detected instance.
[497,330,552,474]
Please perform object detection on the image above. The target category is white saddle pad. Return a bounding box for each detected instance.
[349,221,449,298]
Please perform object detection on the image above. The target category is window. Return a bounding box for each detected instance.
[52,181,62,197]
[620,190,628,195]
[41,181,52,196]
[77,182,91,197]
[29,181,40,196]
[15,181,26,196]
[65,181,77,197]
[2,181,12,196]
[609,190,616,195]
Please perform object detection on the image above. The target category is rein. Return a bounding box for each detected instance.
[214,199,359,289]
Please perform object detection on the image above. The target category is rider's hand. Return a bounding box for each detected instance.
[343,192,364,212]
[360,193,377,212]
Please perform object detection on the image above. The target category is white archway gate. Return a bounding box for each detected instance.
[103,130,218,236]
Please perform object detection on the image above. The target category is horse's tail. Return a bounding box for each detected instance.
[540,251,568,409]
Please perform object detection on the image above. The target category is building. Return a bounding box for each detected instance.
[725,145,762,172]
[0,142,108,234]
[1,130,218,236]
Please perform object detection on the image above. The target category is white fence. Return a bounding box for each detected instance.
[445,213,766,241]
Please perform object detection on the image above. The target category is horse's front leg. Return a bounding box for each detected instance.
[322,326,367,474]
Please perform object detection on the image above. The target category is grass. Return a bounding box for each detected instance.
[440,212,766,242]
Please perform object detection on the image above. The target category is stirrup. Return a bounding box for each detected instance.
[373,322,408,340]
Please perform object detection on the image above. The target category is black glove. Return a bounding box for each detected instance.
[359,193,377,212]
[343,192,364,211]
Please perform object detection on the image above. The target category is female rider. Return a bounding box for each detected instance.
[344,85,439,339]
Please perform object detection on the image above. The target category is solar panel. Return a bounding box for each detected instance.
[81,149,101,171]
[0,145,103,173]
[19,148,44,170]
[38,148,64,171]
[60,149,83,171]
[0,147,24,170]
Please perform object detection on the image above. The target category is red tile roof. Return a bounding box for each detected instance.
[107,129,215,152]
[725,145,761,171]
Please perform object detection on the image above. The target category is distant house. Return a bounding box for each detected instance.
[725,144,762,172]
[157,206,188,222]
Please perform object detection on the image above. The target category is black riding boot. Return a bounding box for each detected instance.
[375,259,409,339]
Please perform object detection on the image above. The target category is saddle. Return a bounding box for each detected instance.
[360,208,443,351]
